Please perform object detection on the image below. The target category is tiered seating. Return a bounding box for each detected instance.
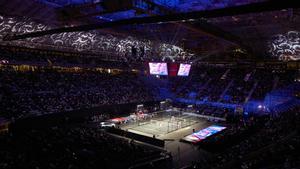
[171,67,296,104]
[0,69,156,119]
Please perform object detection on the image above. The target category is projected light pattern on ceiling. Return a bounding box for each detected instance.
[0,15,193,61]
[269,31,300,61]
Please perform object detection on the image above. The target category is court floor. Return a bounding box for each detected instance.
[121,112,199,138]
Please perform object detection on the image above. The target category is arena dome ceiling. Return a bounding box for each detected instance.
[0,0,299,61]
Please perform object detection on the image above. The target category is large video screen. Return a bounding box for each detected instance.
[177,64,191,76]
[181,125,226,143]
[149,62,168,75]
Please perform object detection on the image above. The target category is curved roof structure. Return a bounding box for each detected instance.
[0,0,299,61]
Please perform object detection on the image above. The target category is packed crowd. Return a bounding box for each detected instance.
[171,66,295,104]
[0,60,299,169]
[0,126,167,169]
[0,63,296,120]
[0,69,157,119]
[196,105,232,119]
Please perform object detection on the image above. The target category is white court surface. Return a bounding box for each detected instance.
[120,113,203,139]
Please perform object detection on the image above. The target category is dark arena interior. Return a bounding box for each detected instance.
[1,0,300,169]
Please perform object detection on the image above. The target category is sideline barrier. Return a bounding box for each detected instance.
[107,127,165,147]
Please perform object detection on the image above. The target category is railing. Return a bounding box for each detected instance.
[244,80,258,103]
[218,79,234,102]
[182,112,226,122]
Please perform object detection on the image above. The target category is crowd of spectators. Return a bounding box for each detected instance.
[171,67,295,104]
[0,126,167,169]
[0,60,299,169]
[0,68,157,119]
[0,62,296,121]
[194,105,232,119]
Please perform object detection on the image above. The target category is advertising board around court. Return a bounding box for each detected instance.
[181,125,227,144]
